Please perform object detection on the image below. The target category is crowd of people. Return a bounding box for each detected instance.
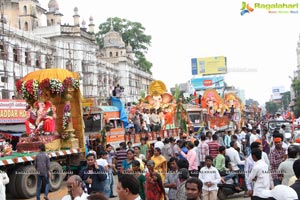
[60,120,300,200]
[32,114,300,200]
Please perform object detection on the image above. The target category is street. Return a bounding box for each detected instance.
[7,175,250,200]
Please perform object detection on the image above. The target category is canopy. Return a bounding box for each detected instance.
[22,68,79,82]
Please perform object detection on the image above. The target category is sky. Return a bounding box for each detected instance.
[40,0,300,105]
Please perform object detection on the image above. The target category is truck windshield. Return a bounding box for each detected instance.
[83,113,101,132]
[189,113,201,124]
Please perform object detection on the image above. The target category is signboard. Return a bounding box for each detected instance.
[190,76,224,90]
[0,100,27,124]
[191,56,227,76]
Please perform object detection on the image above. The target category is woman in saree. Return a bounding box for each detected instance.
[145,160,166,200]
[120,149,135,174]
[151,147,167,182]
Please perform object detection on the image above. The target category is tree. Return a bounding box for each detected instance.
[96,17,152,73]
[265,101,279,114]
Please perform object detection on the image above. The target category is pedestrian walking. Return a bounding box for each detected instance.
[151,147,167,182]
[145,160,166,200]
[248,148,270,199]
[132,160,146,200]
[96,151,111,198]
[34,144,50,200]
[164,157,179,200]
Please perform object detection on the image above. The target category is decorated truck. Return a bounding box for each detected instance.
[201,89,244,131]
[83,97,130,149]
[0,68,85,199]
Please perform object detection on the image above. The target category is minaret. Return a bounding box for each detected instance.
[88,16,95,33]
[81,19,86,31]
[46,0,63,26]
[110,17,114,31]
[73,7,80,26]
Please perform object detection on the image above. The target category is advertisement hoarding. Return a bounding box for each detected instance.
[0,100,27,123]
[191,56,227,76]
[190,76,224,90]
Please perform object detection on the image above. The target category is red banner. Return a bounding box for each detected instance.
[203,79,213,86]
[0,100,27,124]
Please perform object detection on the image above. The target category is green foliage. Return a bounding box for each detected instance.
[173,85,181,102]
[265,101,279,114]
[246,98,259,106]
[140,90,146,99]
[96,17,152,73]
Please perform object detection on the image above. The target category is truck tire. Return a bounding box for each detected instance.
[7,166,22,198]
[49,161,64,191]
[15,165,38,198]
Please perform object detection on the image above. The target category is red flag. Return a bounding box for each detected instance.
[193,90,197,97]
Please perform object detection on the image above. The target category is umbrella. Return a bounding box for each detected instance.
[22,68,79,82]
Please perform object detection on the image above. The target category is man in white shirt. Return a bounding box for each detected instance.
[62,175,89,200]
[276,113,284,121]
[225,141,245,171]
[245,141,270,196]
[96,151,110,198]
[154,136,164,150]
[249,128,259,146]
[198,155,221,200]
[240,127,247,141]
[249,148,270,199]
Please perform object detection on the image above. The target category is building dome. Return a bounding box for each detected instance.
[48,0,59,12]
[89,16,94,22]
[82,19,86,27]
[74,7,78,12]
[126,43,133,52]
[103,30,125,48]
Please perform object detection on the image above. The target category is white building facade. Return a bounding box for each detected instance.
[0,0,153,103]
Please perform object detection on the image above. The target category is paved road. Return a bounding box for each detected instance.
[7,175,250,200]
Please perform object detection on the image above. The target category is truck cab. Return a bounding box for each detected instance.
[83,106,125,148]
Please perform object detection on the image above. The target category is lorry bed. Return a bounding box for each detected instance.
[0,148,79,166]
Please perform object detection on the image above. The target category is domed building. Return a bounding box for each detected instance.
[100,24,153,103]
[0,0,152,102]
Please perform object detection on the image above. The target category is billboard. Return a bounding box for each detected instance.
[190,76,224,90]
[0,100,27,123]
[191,56,227,76]
[272,86,285,100]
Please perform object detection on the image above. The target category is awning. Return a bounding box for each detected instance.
[0,124,25,133]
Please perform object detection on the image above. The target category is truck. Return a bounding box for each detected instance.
[83,96,162,149]
[0,69,86,199]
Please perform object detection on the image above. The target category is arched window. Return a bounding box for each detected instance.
[23,6,27,15]
[24,22,28,31]
[109,52,113,57]
[116,52,118,57]
[13,47,20,63]
[25,50,31,66]
[51,19,54,25]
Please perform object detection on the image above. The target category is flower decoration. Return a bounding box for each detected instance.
[15,76,79,102]
[62,102,71,130]
[21,80,39,100]
[63,77,79,90]
[49,79,64,95]
[16,79,22,95]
